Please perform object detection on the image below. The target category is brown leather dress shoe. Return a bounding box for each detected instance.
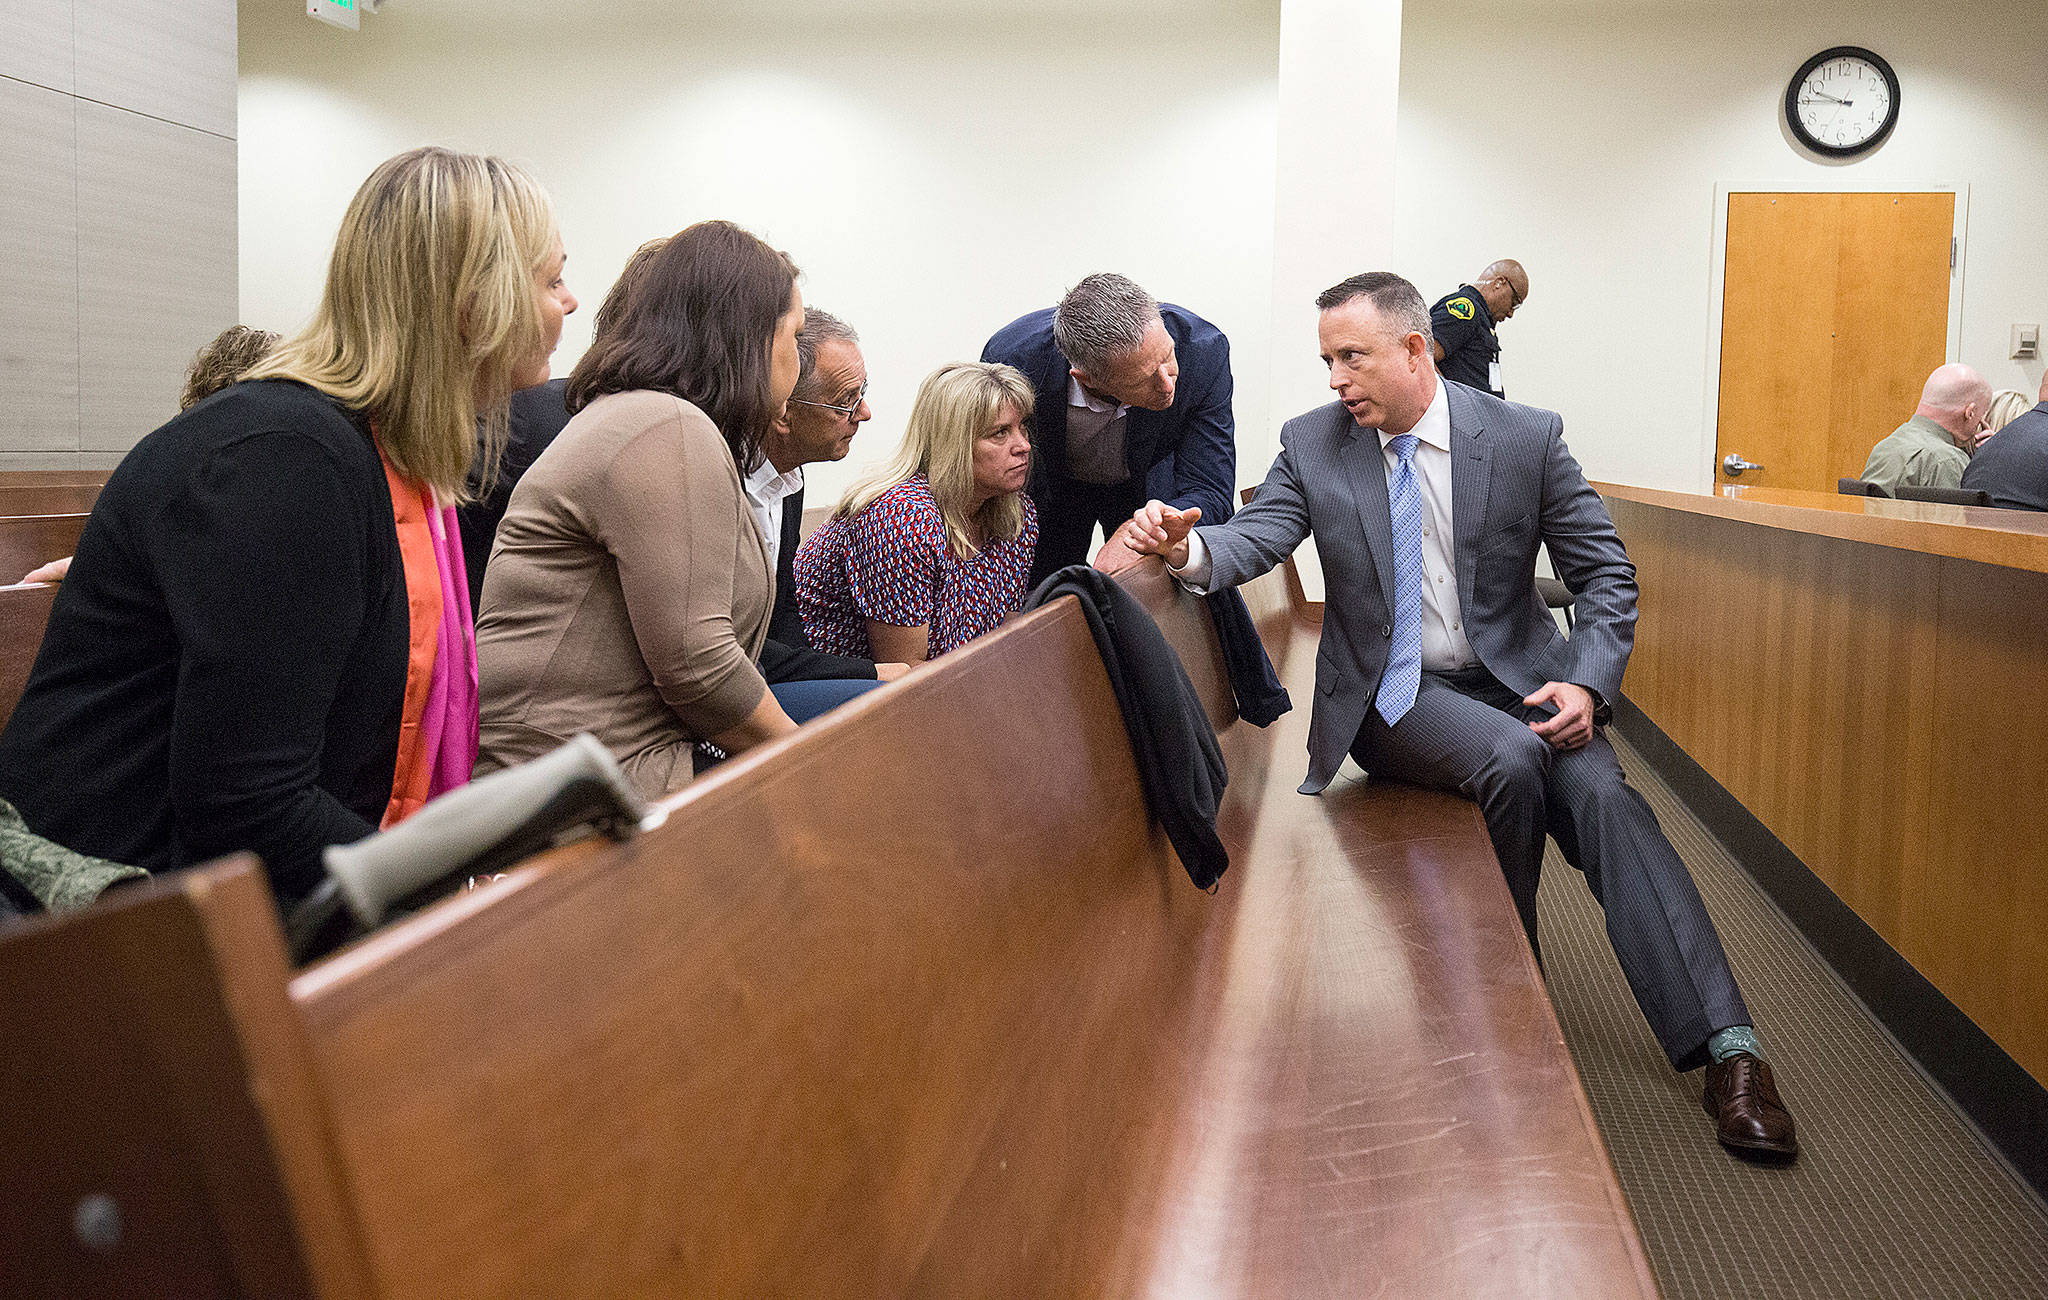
[1702,1052,1799,1160]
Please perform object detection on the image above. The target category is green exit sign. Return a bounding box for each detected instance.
[308,0,359,30]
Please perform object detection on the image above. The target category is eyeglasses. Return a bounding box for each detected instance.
[1494,276,1525,309]
[788,385,868,420]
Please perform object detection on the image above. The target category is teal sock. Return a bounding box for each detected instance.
[1707,1025,1763,1063]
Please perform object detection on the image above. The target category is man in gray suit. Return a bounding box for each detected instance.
[1122,271,1799,1160]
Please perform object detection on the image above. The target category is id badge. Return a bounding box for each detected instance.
[1489,358,1503,393]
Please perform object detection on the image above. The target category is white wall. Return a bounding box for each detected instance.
[239,0,1281,505]
[1395,0,2048,492]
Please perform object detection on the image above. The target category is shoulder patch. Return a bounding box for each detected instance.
[1446,296,1476,321]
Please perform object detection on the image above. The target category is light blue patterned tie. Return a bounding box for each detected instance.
[1375,433,1426,726]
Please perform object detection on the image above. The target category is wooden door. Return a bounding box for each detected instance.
[1716,192,1954,491]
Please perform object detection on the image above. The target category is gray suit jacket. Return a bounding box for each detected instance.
[1200,380,1637,794]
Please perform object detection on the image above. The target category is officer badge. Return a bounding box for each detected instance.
[1447,297,1476,321]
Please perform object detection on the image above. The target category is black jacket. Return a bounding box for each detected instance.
[460,378,575,610]
[0,381,407,904]
[1208,590,1290,727]
[1027,566,1228,889]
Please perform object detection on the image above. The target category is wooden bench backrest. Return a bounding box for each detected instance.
[1,582,60,730]
[0,484,102,516]
[0,562,1653,1297]
[0,470,111,488]
[0,514,88,586]
[286,592,1219,1296]
[0,859,376,1297]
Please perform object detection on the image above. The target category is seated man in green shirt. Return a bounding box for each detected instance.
[1861,363,1991,492]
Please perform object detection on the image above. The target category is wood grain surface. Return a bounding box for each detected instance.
[0,860,377,1299]
[1598,481,2048,573]
[0,513,87,586]
[288,567,1650,1298]
[1605,488,2048,1086]
[2,562,1654,1297]
[1715,191,1953,492]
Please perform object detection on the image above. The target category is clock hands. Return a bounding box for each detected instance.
[1800,90,1852,106]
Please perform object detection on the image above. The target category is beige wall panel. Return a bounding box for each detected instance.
[73,0,236,138]
[1,0,74,92]
[0,78,81,456]
[75,103,237,453]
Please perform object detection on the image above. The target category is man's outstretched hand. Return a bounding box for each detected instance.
[1126,500,1203,569]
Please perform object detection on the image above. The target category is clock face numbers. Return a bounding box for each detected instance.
[1798,59,1889,148]
[1787,48,1899,156]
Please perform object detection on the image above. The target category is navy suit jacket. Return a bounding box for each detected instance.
[981,302,1236,524]
[1962,403,2048,512]
[1200,381,1636,793]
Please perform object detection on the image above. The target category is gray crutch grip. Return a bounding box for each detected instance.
[322,733,650,928]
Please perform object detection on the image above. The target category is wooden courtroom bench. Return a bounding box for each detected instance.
[0,469,111,486]
[0,562,1653,1297]
[0,582,61,730]
[0,471,107,585]
[0,513,88,587]
[0,483,102,517]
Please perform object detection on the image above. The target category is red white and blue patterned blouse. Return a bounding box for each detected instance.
[793,474,1039,660]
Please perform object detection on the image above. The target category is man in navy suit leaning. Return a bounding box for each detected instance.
[982,273,1238,586]
[1124,271,1800,1162]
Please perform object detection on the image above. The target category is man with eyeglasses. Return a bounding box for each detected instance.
[748,308,906,685]
[1429,260,1529,399]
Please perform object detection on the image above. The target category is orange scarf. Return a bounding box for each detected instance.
[380,454,443,828]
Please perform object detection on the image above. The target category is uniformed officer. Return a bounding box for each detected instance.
[1429,259,1528,398]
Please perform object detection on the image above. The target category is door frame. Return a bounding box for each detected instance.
[1699,181,1969,493]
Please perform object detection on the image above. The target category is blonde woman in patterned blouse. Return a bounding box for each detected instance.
[794,362,1039,664]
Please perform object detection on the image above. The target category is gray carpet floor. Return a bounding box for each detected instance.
[1536,731,2048,1299]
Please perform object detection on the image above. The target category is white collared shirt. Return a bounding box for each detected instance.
[1175,380,1477,671]
[1068,373,1128,417]
[743,456,805,567]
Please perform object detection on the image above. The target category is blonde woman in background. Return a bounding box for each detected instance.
[1982,388,2033,445]
[794,362,1038,664]
[0,146,576,906]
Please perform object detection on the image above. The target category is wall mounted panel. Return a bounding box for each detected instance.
[0,78,81,456]
[1,0,74,93]
[75,103,237,452]
[73,0,235,137]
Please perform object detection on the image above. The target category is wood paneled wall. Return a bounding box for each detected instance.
[1,0,237,470]
[1604,486,2048,1086]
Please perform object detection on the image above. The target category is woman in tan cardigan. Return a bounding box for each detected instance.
[476,221,805,797]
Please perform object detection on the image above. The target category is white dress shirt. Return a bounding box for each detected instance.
[743,456,805,568]
[1174,381,1478,671]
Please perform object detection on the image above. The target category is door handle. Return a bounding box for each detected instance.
[1722,452,1763,477]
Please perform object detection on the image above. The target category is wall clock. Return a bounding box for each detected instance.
[1786,46,1899,157]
